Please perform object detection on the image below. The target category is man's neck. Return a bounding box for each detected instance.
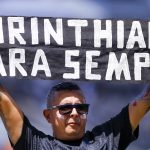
[56,138,83,146]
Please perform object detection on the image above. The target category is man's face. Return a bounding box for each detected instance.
[44,90,87,140]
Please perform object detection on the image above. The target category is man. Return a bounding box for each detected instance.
[0,82,150,150]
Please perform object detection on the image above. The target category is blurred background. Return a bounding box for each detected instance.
[0,0,150,150]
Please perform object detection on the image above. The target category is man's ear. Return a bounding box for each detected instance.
[43,109,52,123]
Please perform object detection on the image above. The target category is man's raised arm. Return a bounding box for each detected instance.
[129,85,150,131]
[0,84,23,145]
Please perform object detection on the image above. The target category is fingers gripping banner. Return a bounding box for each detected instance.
[0,16,149,81]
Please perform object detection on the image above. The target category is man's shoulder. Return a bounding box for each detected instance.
[86,105,130,138]
[23,114,53,139]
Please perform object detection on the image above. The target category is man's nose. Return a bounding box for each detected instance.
[70,108,79,116]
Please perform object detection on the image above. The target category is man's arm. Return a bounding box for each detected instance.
[0,84,23,145]
[129,85,150,131]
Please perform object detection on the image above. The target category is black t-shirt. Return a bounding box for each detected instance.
[10,105,139,150]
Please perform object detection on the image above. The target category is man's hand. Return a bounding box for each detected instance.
[129,84,150,131]
[0,83,23,145]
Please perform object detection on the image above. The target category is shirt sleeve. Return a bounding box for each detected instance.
[12,115,30,150]
[91,105,139,150]
[9,115,53,150]
[112,105,139,149]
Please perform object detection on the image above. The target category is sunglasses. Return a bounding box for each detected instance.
[48,104,89,115]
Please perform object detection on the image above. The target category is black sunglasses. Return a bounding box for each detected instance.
[48,104,90,115]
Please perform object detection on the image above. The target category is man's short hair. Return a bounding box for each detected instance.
[47,82,82,108]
